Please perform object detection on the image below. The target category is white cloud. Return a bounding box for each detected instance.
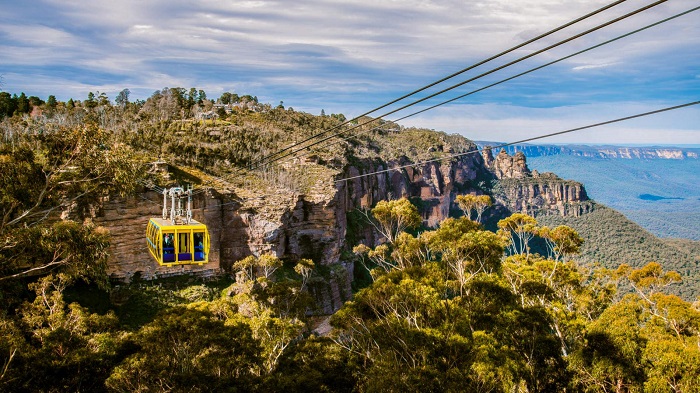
[401,102,700,145]
[1,0,698,144]
[572,62,619,71]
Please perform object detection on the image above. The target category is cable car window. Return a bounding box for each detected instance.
[178,232,192,261]
[194,232,205,261]
[163,233,175,263]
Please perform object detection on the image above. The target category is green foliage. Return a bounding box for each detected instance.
[455,193,493,223]
[538,204,700,300]
[331,264,568,392]
[1,274,127,392]
[344,208,370,249]
[498,212,539,257]
[106,306,261,392]
[368,197,421,244]
[263,336,358,392]
[1,121,142,285]
[1,221,111,287]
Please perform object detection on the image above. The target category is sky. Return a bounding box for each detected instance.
[1,0,698,145]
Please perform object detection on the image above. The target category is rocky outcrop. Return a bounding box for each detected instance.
[93,190,227,281]
[482,148,530,179]
[94,184,353,314]
[480,147,592,217]
[495,175,593,217]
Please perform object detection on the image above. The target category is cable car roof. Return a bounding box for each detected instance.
[149,217,206,229]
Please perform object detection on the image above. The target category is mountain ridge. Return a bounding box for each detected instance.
[476,141,700,160]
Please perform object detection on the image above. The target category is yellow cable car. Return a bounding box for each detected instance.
[145,186,210,266]
[146,218,210,266]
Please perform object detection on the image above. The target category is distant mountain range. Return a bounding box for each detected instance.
[476,142,700,160]
[477,142,700,241]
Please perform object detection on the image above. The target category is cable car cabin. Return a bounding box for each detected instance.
[146,218,210,266]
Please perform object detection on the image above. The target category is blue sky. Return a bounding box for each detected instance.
[1,0,698,144]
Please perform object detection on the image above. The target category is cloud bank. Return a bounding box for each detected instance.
[0,0,698,143]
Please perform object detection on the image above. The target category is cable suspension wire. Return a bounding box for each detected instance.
[244,0,629,169]
[270,5,700,167]
[247,0,668,172]
[334,101,700,183]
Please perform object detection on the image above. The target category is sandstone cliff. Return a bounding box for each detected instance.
[95,145,590,313]
[481,147,593,218]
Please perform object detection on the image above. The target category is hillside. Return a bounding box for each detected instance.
[537,203,700,300]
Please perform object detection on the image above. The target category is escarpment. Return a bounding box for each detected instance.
[95,141,590,313]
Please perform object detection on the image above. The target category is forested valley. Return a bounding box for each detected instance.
[2,88,700,392]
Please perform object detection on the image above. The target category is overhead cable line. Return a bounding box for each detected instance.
[334,101,700,183]
[248,0,668,171]
[244,0,629,169]
[276,4,700,165]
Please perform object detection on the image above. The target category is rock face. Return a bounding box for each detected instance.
[95,146,589,313]
[495,175,593,217]
[482,148,531,179]
[341,152,490,228]
[93,190,226,281]
[481,147,593,217]
[95,186,353,314]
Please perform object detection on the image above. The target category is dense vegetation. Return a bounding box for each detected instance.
[2,89,700,391]
[537,204,700,300]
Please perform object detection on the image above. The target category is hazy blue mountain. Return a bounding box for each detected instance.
[477,142,700,240]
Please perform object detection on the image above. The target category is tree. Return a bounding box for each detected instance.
[497,213,539,258]
[1,123,142,283]
[539,225,584,263]
[187,87,197,110]
[16,92,29,114]
[0,221,111,286]
[258,254,283,279]
[0,274,126,392]
[46,95,57,109]
[114,89,130,108]
[294,258,315,291]
[227,254,314,375]
[0,92,17,118]
[97,91,110,106]
[570,262,700,392]
[106,307,262,392]
[429,217,504,295]
[456,194,492,223]
[617,262,682,304]
[85,92,97,108]
[366,198,421,244]
[219,92,238,105]
[265,336,357,392]
[331,263,567,392]
[216,106,227,119]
